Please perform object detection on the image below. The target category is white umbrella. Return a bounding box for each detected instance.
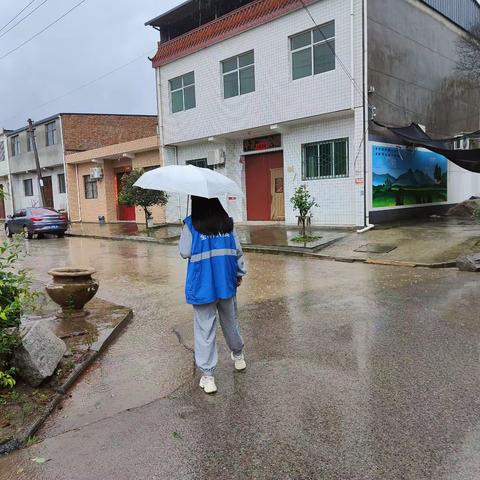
[133,164,243,199]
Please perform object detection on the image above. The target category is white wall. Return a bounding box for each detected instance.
[11,167,67,212]
[165,114,360,226]
[158,0,359,145]
[448,163,480,202]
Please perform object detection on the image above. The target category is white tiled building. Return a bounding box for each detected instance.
[0,129,14,219]
[147,0,480,226]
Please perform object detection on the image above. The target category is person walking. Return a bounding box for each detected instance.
[179,196,247,394]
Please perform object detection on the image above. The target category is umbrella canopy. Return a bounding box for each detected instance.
[133,165,243,199]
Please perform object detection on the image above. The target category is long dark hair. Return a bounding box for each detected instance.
[191,196,233,236]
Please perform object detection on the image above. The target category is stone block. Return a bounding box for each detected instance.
[13,322,67,387]
[456,254,480,272]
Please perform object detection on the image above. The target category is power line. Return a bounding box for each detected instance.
[0,0,50,40]
[0,0,87,61]
[1,50,153,125]
[0,0,37,33]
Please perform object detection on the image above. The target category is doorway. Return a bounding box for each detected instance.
[116,171,136,221]
[0,184,5,219]
[245,151,284,221]
[42,176,54,208]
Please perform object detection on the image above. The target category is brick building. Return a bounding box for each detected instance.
[5,113,157,215]
[65,135,165,224]
[147,0,480,226]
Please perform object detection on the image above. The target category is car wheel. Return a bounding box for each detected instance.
[22,226,33,239]
[5,225,12,238]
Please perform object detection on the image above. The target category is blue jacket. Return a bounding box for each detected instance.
[179,216,246,305]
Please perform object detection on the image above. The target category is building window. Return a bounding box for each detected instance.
[58,173,66,194]
[186,158,213,170]
[27,134,36,152]
[169,72,196,113]
[23,179,33,197]
[221,50,255,99]
[84,175,98,199]
[11,135,20,156]
[46,122,57,146]
[143,165,160,173]
[0,141,5,162]
[302,138,348,180]
[290,21,335,80]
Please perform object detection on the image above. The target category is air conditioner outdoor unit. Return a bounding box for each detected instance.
[207,149,225,166]
[90,167,104,179]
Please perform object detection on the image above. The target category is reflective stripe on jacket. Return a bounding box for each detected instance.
[179,216,246,305]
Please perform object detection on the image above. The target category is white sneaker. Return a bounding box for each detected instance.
[199,375,217,394]
[231,351,246,371]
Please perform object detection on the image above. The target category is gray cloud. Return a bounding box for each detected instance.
[0,0,180,129]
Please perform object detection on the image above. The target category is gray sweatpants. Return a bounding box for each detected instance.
[193,296,244,376]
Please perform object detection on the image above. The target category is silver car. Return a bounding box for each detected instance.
[5,207,68,239]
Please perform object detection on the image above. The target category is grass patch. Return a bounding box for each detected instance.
[290,235,321,243]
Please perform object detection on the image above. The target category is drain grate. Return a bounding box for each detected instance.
[354,243,397,254]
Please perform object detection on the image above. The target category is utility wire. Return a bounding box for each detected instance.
[0,0,50,40]
[0,0,37,33]
[1,50,154,125]
[0,0,87,61]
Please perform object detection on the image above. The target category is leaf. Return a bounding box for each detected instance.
[172,431,182,439]
[31,457,48,464]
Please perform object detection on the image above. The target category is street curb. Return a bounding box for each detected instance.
[0,307,133,455]
[65,232,459,270]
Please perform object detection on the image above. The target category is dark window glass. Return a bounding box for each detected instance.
[84,175,98,199]
[222,50,255,98]
[186,158,213,170]
[46,122,57,146]
[58,173,66,194]
[169,72,196,113]
[23,179,33,196]
[302,139,348,180]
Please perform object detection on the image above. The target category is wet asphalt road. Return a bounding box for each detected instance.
[1,236,480,479]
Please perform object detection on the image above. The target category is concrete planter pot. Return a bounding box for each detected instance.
[46,268,99,319]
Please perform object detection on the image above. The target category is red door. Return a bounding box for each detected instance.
[116,172,136,221]
[245,151,283,220]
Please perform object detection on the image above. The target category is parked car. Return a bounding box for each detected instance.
[4,207,68,239]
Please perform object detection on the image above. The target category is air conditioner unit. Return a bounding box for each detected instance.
[90,167,104,179]
[207,149,225,166]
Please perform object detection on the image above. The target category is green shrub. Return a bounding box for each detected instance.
[0,236,37,387]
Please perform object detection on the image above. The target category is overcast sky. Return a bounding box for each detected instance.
[0,0,181,129]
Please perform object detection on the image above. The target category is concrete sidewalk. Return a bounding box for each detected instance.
[66,217,480,267]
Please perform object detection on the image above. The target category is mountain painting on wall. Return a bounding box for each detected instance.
[372,144,448,208]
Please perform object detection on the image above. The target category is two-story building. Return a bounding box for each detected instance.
[6,113,158,215]
[0,128,13,219]
[147,0,480,227]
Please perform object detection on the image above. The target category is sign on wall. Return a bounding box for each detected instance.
[372,144,448,209]
[243,134,281,153]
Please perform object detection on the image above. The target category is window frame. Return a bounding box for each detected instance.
[302,138,349,181]
[221,50,255,99]
[0,141,5,162]
[290,21,335,81]
[169,72,196,113]
[11,135,20,157]
[23,178,34,197]
[83,175,98,199]
[58,173,66,194]
[46,121,57,146]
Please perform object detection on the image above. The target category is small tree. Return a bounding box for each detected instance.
[118,169,168,229]
[290,184,318,238]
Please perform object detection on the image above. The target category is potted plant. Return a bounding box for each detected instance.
[290,184,318,240]
[118,169,168,229]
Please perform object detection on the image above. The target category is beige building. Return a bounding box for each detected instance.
[65,136,165,224]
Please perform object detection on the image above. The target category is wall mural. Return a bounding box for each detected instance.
[372,144,448,209]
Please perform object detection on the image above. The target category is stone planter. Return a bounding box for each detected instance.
[46,268,99,319]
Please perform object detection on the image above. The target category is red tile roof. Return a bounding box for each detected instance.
[151,0,316,68]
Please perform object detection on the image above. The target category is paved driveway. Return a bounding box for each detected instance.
[1,236,480,479]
